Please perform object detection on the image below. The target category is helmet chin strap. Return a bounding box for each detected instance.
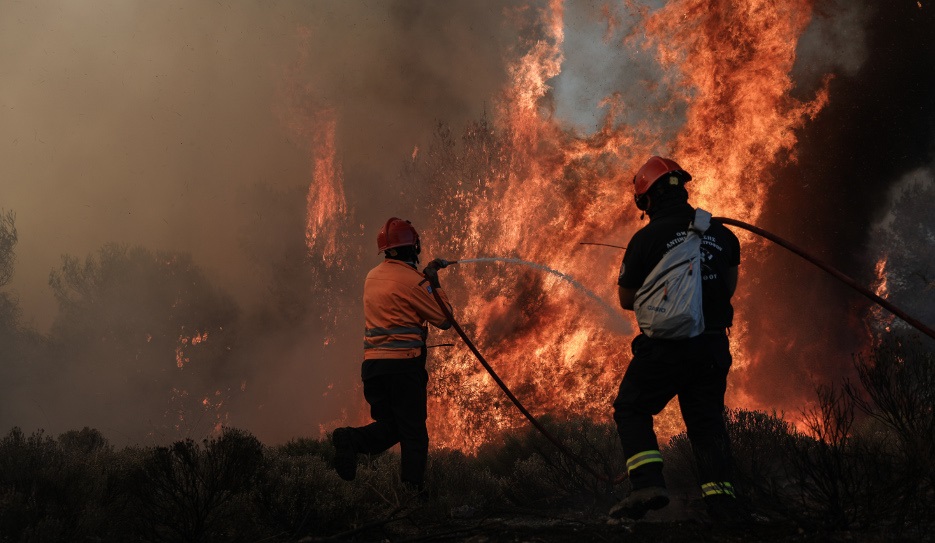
[385,246,420,268]
[636,193,651,220]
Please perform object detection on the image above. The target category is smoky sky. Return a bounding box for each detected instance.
[772,0,935,260]
[741,0,935,405]
[0,0,525,444]
[1,0,523,330]
[1,0,932,444]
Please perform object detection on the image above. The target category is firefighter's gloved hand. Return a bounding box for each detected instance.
[422,259,449,288]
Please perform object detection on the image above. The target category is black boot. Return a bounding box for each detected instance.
[609,486,670,520]
[331,427,359,481]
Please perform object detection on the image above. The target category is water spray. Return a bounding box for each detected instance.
[423,217,934,484]
[452,257,626,329]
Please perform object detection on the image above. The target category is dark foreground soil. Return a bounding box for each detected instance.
[304,508,929,543]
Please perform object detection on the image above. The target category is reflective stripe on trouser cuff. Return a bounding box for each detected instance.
[626,450,663,473]
[701,482,735,497]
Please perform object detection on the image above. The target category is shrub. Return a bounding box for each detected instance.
[425,449,506,516]
[786,334,935,533]
[662,408,803,518]
[0,427,115,542]
[252,449,361,538]
[276,435,334,459]
[122,427,264,542]
[476,416,624,507]
[846,335,935,527]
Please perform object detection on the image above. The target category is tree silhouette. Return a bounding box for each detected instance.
[45,243,241,442]
[0,209,16,288]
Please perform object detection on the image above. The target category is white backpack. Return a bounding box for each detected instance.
[634,208,711,339]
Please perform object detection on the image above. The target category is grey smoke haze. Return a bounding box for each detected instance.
[867,167,935,336]
[1,0,932,446]
[0,0,524,444]
[1,0,521,330]
[738,0,935,405]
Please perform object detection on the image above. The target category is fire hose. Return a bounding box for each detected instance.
[423,218,934,486]
[424,277,625,485]
[713,217,935,342]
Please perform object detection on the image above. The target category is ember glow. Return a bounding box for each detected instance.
[305,109,347,263]
[870,256,894,334]
[291,1,880,451]
[3,0,931,449]
[175,329,209,369]
[410,0,830,450]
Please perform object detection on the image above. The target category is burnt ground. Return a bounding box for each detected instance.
[304,505,929,543]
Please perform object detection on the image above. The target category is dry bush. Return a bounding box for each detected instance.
[787,334,934,533]
[476,415,624,507]
[663,408,803,518]
[788,385,896,529]
[725,409,804,518]
[424,449,506,516]
[252,449,363,538]
[255,439,505,538]
[275,435,334,459]
[0,427,115,542]
[122,427,265,542]
[846,335,935,525]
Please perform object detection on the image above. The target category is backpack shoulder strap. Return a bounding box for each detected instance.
[691,208,712,234]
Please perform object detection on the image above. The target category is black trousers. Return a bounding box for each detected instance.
[349,365,429,486]
[613,332,734,490]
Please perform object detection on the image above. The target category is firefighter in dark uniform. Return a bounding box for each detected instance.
[610,156,742,521]
[331,217,452,492]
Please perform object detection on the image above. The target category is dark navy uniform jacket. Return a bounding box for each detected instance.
[618,202,740,330]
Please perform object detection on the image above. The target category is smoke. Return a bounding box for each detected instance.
[1,0,521,326]
[867,167,935,339]
[1,0,932,446]
[739,0,935,407]
[552,1,675,134]
[0,0,523,444]
[542,0,935,417]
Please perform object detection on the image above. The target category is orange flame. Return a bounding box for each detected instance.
[175,329,209,369]
[870,255,894,335]
[279,27,348,266]
[305,109,347,262]
[422,0,830,451]
[644,0,829,218]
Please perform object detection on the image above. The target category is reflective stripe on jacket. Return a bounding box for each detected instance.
[363,259,452,360]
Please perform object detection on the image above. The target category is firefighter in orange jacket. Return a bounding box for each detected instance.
[331,217,452,491]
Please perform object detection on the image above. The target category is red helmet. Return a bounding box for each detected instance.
[377,217,421,253]
[633,156,692,199]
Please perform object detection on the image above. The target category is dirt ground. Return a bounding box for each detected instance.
[306,507,928,543]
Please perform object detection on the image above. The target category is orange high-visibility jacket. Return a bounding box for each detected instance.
[363,259,452,360]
